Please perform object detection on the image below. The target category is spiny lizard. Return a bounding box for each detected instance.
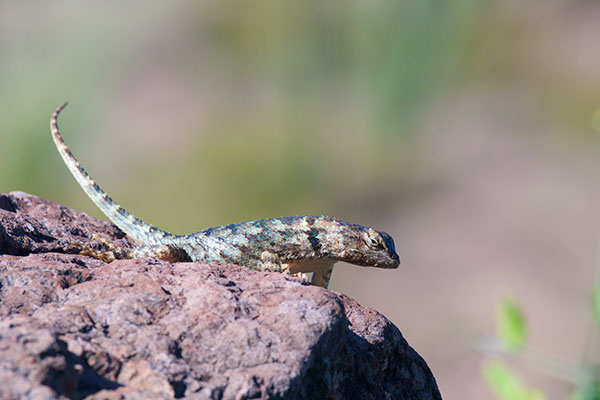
[50,103,400,288]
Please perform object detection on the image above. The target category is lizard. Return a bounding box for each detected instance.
[50,102,400,288]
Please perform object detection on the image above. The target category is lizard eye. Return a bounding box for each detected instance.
[364,232,384,250]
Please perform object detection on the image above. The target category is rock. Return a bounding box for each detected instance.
[0,192,441,399]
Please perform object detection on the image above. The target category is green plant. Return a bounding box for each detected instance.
[481,293,600,400]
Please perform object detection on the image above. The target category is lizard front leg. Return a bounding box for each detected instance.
[310,265,333,289]
[285,259,335,288]
[260,251,318,286]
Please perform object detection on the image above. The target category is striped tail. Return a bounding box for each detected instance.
[50,103,174,245]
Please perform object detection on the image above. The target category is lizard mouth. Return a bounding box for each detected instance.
[379,254,400,269]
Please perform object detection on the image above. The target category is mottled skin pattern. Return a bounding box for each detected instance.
[50,103,400,288]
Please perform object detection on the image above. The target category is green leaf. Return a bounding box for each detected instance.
[571,386,600,400]
[498,298,527,351]
[570,373,600,400]
[482,360,546,400]
[591,282,600,330]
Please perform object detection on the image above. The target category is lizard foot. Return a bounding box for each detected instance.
[67,242,118,262]
[67,234,133,262]
[90,234,118,250]
[131,245,191,263]
[281,264,313,283]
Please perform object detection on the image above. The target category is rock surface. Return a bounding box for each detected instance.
[0,191,441,400]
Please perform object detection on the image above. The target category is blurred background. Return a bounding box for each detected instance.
[2,0,600,398]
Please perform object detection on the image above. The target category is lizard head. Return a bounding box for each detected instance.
[316,220,400,268]
[351,227,400,268]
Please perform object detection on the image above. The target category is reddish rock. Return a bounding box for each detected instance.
[0,192,441,399]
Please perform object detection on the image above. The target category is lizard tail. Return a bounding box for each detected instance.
[50,103,174,245]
